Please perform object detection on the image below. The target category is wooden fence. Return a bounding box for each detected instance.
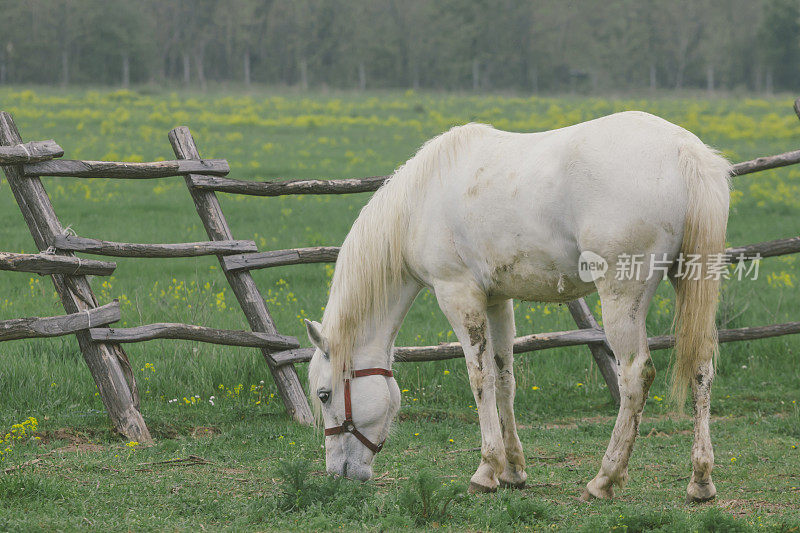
[2,100,800,441]
[0,114,311,443]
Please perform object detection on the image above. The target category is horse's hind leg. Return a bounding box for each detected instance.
[487,300,526,489]
[583,276,659,500]
[434,281,505,493]
[686,357,716,502]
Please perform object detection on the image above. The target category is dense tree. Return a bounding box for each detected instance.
[758,0,800,92]
[0,0,794,93]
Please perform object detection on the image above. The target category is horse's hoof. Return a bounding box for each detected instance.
[686,493,715,504]
[499,479,526,490]
[468,481,498,494]
[581,482,614,501]
[686,480,716,504]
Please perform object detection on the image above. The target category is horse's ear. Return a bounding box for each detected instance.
[304,319,329,358]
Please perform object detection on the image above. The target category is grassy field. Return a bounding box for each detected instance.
[0,87,799,531]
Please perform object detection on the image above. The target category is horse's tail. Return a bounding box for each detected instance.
[670,139,731,406]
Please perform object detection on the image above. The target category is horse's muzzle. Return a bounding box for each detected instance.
[328,460,372,481]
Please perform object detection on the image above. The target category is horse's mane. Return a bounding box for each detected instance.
[315,123,493,383]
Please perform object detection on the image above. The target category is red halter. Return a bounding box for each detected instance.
[323,368,394,454]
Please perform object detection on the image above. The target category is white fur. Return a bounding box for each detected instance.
[308,111,730,498]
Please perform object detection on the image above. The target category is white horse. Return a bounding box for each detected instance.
[305,111,730,502]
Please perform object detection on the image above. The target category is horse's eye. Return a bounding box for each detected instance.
[318,391,330,404]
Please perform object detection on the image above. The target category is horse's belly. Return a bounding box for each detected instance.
[486,255,596,304]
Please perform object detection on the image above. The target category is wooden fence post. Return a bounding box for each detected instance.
[168,126,314,425]
[567,298,620,404]
[0,112,152,443]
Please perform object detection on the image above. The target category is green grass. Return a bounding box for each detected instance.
[0,87,799,530]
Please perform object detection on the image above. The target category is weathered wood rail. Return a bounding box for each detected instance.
[271,321,800,366]
[188,174,389,196]
[725,236,800,261]
[89,324,300,350]
[52,235,257,258]
[222,246,340,272]
[0,301,120,342]
[0,251,116,276]
[2,98,800,436]
[730,149,800,176]
[0,140,63,164]
[25,159,229,179]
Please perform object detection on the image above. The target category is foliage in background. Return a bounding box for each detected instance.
[0,0,798,93]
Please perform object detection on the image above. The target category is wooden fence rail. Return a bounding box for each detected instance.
[0,140,63,164]
[89,324,300,350]
[725,236,800,260]
[222,246,340,272]
[0,300,120,342]
[52,235,257,258]
[0,251,116,276]
[24,159,229,179]
[730,149,800,176]
[271,320,800,366]
[188,174,388,196]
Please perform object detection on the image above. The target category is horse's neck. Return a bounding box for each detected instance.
[352,274,421,370]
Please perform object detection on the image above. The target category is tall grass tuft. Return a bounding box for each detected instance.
[397,468,465,526]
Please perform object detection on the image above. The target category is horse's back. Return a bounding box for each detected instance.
[406,112,700,302]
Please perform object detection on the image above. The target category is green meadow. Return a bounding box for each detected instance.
[0,87,798,530]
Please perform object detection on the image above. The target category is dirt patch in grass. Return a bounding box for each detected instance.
[36,428,100,447]
[52,443,105,453]
[717,498,795,516]
[190,426,218,438]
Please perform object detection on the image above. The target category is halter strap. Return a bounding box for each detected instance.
[323,367,393,454]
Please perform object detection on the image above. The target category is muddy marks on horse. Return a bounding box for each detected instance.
[464,311,488,369]
[462,312,490,404]
[465,312,487,356]
[642,357,656,388]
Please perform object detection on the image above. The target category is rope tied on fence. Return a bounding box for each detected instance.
[60,225,84,275]
[84,308,92,329]
[41,225,78,255]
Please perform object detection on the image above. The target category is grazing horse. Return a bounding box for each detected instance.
[305,111,730,502]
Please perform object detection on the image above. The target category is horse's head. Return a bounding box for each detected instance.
[305,319,400,481]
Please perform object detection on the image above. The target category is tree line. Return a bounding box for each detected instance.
[1,0,799,93]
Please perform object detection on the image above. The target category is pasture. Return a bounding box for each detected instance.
[0,88,799,530]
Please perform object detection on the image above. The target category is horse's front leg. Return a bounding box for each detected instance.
[487,300,526,489]
[435,282,505,493]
